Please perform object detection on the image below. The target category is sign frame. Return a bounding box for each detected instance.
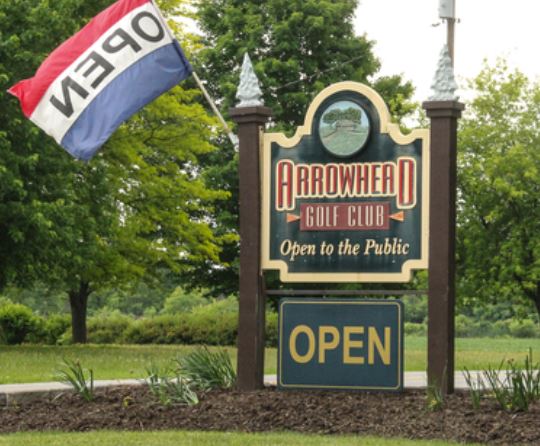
[261,81,430,282]
[277,298,404,391]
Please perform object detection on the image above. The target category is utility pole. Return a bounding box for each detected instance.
[439,0,456,66]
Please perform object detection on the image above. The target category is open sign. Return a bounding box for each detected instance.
[278,298,403,391]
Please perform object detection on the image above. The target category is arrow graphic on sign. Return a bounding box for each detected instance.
[286,213,301,223]
[288,211,405,224]
[286,202,405,231]
[285,204,406,230]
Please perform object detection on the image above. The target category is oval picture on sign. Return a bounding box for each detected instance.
[319,100,370,157]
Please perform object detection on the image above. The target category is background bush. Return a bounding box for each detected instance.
[43,314,71,344]
[87,311,133,344]
[1,296,538,346]
[0,303,44,344]
[508,319,539,338]
[404,322,427,336]
[402,295,427,324]
[265,312,278,347]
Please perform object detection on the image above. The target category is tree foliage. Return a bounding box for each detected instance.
[322,108,363,125]
[1,0,226,341]
[196,0,415,129]
[458,61,540,318]
[0,0,107,288]
[188,0,415,294]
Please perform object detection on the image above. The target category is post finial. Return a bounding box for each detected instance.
[236,53,264,107]
[429,45,459,101]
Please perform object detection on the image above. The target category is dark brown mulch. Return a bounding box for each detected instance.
[1,386,539,444]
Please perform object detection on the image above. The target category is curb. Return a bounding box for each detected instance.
[0,371,501,406]
[0,379,142,406]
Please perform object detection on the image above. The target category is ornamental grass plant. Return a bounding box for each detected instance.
[55,358,94,402]
[175,346,236,390]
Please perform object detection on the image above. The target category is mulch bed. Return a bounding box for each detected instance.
[1,386,539,444]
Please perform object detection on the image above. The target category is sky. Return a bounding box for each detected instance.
[354,0,540,101]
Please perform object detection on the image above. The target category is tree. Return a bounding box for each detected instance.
[0,0,109,289]
[184,0,415,294]
[323,108,362,125]
[1,0,227,342]
[457,61,540,320]
[195,0,414,129]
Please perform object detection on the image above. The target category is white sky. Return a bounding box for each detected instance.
[354,0,540,101]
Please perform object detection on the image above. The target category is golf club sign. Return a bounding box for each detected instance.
[262,82,430,282]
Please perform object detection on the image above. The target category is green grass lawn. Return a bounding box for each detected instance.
[0,337,538,384]
[0,344,244,384]
[0,430,482,446]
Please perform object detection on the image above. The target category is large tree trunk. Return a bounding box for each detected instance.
[69,281,91,344]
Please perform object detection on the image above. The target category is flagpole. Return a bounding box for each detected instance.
[150,0,238,149]
[192,71,239,149]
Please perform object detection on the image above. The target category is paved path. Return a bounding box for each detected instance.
[0,371,495,406]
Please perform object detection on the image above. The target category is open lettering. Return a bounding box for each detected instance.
[288,324,392,366]
[49,11,165,117]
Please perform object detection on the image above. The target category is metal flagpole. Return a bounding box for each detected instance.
[192,71,239,149]
[150,0,239,149]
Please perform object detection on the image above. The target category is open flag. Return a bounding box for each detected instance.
[8,0,192,161]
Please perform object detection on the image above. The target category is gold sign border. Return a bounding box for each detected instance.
[261,81,430,282]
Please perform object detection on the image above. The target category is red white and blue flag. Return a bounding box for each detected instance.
[8,0,192,161]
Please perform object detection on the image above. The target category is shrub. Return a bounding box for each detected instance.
[404,322,426,336]
[508,319,539,338]
[491,319,512,337]
[87,311,133,343]
[182,296,238,345]
[455,314,474,337]
[122,307,279,346]
[186,311,237,345]
[124,315,191,344]
[0,303,44,344]
[190,295,238,316]
[402,295,427,323]
[44,314,71,344]
[265,312,278,347]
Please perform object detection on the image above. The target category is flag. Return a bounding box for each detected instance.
[8,0,192,161]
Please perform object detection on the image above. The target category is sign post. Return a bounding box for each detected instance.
[230,54,272,391]
[231,47,460,394]
[423,45,464,394]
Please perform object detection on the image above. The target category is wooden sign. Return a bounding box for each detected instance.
[278,298,404,391]
[261,82,429,282]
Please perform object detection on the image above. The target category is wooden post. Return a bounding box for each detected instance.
[229,105,272,391]
[423,100,464,394]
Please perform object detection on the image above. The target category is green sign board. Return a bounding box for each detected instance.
[261,82,429,282]
[278,299,403,391]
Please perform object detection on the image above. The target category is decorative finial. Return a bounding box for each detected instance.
[429,45,459,101]
[236,53,264,107]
